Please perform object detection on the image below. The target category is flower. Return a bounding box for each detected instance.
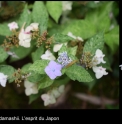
[8,22,18,31]
[19,28,31,48]
[41,85,65,106]
[41,50,56,60]
[25,23,39,32]
[53,43,67,52]
[24,80,38,96]
[67,32,76,39]
[7,51,19,58]
[92,49,106,66]
[45,61,62,80]
[0,73,8,87]
[41,94,56,106]
[92,66,108,79]
[62,1,73,11]
[67,32,83,41]
[57,52,72,67]
[119,65,122,70]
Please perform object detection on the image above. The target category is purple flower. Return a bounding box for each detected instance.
[45,61,62,80]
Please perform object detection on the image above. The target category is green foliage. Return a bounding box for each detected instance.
[65,64,93,83]
[46,1,62,23]
[62,20,96,40]
[0,65,15,83]
[53,33,73,43]
[32,1,48,34]
[83,32,104,56]
[38,76,54,89]
[9,43,34,62]
[104,26,119,53]
[0,46,8,63]
[68,46,78,56]
[29,60,50,74]
[21,63,32,73]
[18,4,31,27]
[32,45,44,62]
[27,72,44,83]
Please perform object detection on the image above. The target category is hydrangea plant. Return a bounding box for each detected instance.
[0,1,119,106]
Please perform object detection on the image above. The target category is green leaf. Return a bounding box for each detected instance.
[32,45,44,62]
[68,46,78,56]
[86,2,113,32]
[0,65,15,83]
[83,32,104,56]
[38,76,54,89]
[21,63,32,73]
[46,1,62,23]
[27,72,45,83]
[65,64,93,83]
[62,20,96,40]
[53,33,73,43]
[32,1,48,34]
[104,26,119,53]
[0,23,11,36]
[18,4,31,27]
[9,43,34,62]
[0,46,8,63]
[29,60,50,74]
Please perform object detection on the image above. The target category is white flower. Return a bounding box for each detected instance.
[92,66,108,79]
[58,85,65,93]
[19,28,31,48]
[119,65,122,70]
[92,49,106,65]
[0,73,8,87]
[62,1,73,11]
[67,32,83,41]
[53,43,67,52]
[41,50,56,60]
[77,36,83,42]
[51,89,61,98]
[67,32,76,39]
[8,22,18,31]
[41,94,56,106]
[7,51,19,58]
[24,80,38,96]
[25,23,39,32]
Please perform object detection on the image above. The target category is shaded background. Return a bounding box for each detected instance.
[0,1,119,109]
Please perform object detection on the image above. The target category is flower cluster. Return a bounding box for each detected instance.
[41,85,65,106]
[57,52,72,67]
[91,49,108,79]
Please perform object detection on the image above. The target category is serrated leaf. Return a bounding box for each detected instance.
[83,32,104,56]
[21,63,32,73]
[46,1,62,23]
[29,60,50,74]
[18,4,31,27]
[0,46,9,63]
[32,45,44,62]
[62,20,96,40]
[27,72,45,83]
[38,76,54,89]
[65,64,93,83]
[104,26,119,53]
[0,65,15,83]
[32,1,48,34]
[53,33,73,43]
